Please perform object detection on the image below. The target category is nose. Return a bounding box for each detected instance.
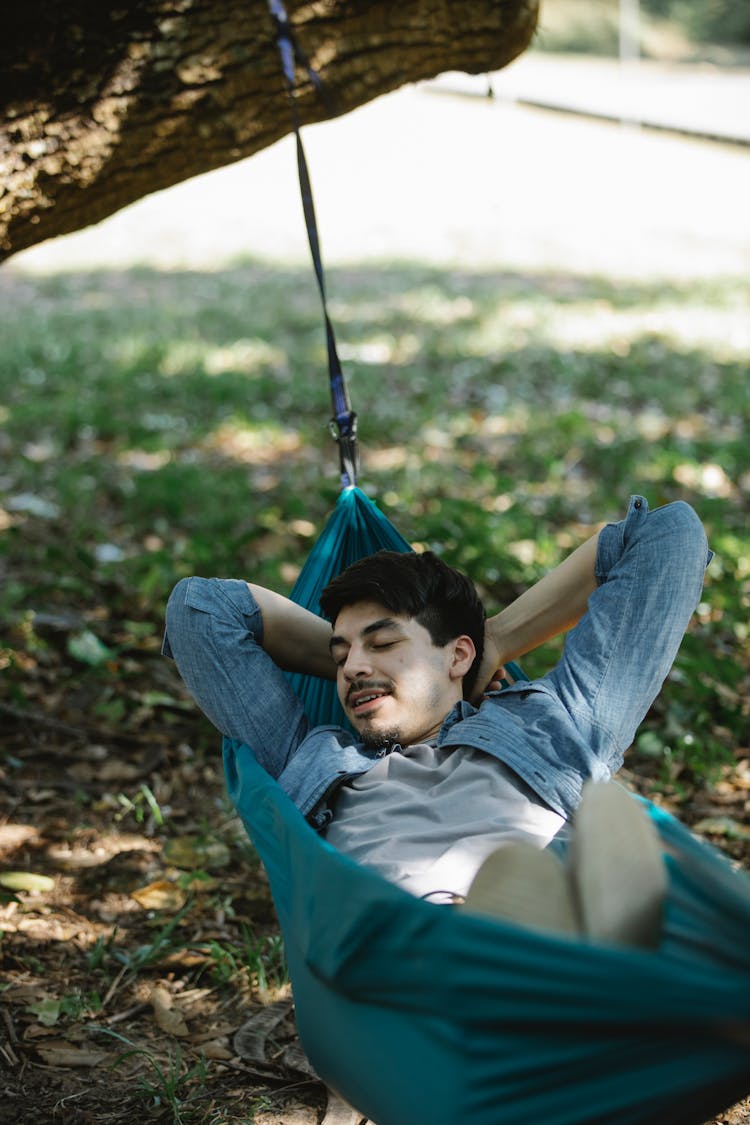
[341,644,373,682]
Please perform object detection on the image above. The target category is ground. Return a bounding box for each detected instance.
[1,527,748,1124]
[1,658,327,1124]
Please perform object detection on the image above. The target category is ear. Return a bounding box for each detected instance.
[448,635,476,682]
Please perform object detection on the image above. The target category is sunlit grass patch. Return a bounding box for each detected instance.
[0,253,748,1124]
[0,257,748,794]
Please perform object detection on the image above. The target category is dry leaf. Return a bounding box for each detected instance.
[175,871,219,893]
[322,1088,363,1125]
[163,835,231,870]
[0,871,55,893]
[150,985,190,1037]
[159,947,212,970]
[170,986,213,1010]
[233,1000,292,1063]
[4,982,50,1005]
[694,816,750,841]
[67,762,98,784]
[131,879,187,911]
[26,998,61,1026]
[0,825,39,855]
[98,760,142,782]
[198,1037,234,1060]
[282,1043,319,1078]
[189,1022,237,1046]
[36,1045,108,1067]
[23,1025,61,1041]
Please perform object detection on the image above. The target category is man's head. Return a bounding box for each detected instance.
[320,551,486,748]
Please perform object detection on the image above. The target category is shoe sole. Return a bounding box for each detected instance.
[571,781,666,950]
[461,841,580,936]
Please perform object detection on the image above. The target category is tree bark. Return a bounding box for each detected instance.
[0,0,538,262]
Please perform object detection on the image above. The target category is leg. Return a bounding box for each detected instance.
[163,577,309,777]
[542,496,711,774]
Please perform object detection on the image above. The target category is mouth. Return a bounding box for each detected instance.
[347,686,391,718]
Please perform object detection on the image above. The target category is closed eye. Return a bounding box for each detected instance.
[330,640,398,666]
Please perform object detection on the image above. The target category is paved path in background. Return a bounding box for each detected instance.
[433,52,750,146]
[9,54,750,280]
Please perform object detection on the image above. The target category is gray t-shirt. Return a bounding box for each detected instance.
[323,742,564,902]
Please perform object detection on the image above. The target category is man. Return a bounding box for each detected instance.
[163,496,711,940]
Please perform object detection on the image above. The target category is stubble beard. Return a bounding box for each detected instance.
[357,724,403,751]
[346,678,401,751]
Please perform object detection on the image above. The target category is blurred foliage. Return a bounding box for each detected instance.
[536,0,750,56]
[0,259,748,795]
[641,0,750,46]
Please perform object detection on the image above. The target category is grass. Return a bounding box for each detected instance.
[103,1029,209,1124]
[0,253,748,1121]
[1,258,748,785]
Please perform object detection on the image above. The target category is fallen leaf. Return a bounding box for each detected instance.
[0,871,55,892]
[97,760,143,782]
[163,836,231,871]
[0,825,39,855]
[322,1089,362,1125]
[67,762,98,784]
[198,1037,234,1060]
[159,948,213,970]
[169,986,213,1009]
[282,1043,318,1077]
[151,985,190,1037]
[131,880,187,911]
[3,982,49,1005]
[139,691,191,709]
[188,1023,237,1045]
[694,816,750,841]
[23,1024,61,1040]
[27,999,62,1027]
[177,871,219,892]
[233,1000,292,1063]
[36,1045,108,1067]
[67,630,114,667]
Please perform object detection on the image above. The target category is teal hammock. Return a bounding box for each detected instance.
[224,487,750,1125]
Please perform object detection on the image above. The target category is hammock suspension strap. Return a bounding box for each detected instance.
[267,0,359,489]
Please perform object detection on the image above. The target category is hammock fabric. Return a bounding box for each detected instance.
[285,486,411,731]
[224,488,750,1125]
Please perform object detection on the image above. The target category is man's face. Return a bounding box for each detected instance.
[329,600,468,749]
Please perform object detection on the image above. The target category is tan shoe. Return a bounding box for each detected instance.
[461,841,580,936]
[569,781,666,950]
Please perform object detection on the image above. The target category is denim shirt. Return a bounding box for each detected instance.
[225,674,609,832]
[225,496,712,831]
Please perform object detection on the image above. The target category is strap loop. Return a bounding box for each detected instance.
[329,412,359,492]
[267,0,358,487]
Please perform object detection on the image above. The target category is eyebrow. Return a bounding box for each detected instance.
[328,617,404,652]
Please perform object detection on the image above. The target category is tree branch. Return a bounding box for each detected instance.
[0,0,538,260]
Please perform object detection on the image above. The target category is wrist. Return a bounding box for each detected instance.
[484,617,512,668]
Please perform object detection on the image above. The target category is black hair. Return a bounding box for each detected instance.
[319,550,486,698]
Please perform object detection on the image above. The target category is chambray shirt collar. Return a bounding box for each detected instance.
[436,699,479,744]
